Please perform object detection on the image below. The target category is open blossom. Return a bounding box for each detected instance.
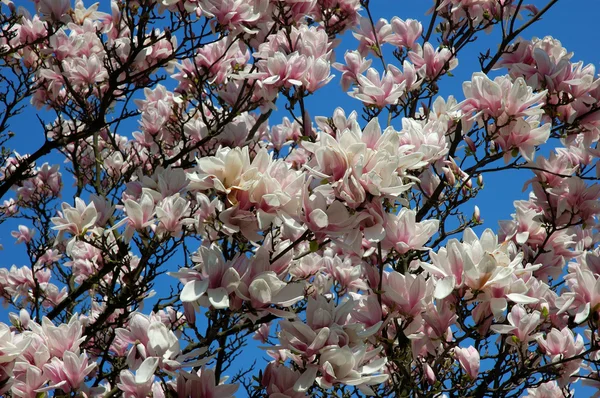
[460,73,548,121]
[11,225,35,244]
[43,351,96,392]
[333,50,372,92]
[51,198,98,241]
[353,17,392,56]
[349,68,406,108]
[303,118,418,208]
[36,0,71,22]
[490,304,542,344]
[175,366,238,398]
[493,116,551,162]
[408,42,458,80]
[383,208,439,254]
[117,357,159,398]
[2,2,600,397]
[315,345,388,394]
[236,271,305,309]
[201,0,261,34]
[523,381,564,398]
[175,245,241,310]
[385,17,422,50]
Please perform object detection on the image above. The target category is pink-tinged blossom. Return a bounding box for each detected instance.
[537,327,584,362]
[385,17,422,50]
[547,177,600,226]
[493,116,550,162]
[236,271,305,309]
[398,118,449,165]
[315,345,388,394]
[36,0,71,22]
[303,118,418,207]
[117,357,159,398]
[454,346,480,379]
[408,43,458,80]
[459,228,521,292]
[10,365,53,398]
[155,194,194,237]
[383,208,439,254]
[460,73,547,121]
[262,362,305,398]
[384,271,432,319]
[350,68,406,108]
[29,315,85,358]
[43,351,96,392]
[11,225,35,245]
[558,267,600,324]
[387,61,421,92]
[175,367,238,398]
[353,17,392,57]
[523,381,565,398]
[188,146,255,194]
[302,56,334,92]
[51,198,98,241]
[174,245,241,310]
[333,50,372,92]
[117,193,156,242]
[421,238,465,299]
[490,304,542,344]
[201,0,261,34]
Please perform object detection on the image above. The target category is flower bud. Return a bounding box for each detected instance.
[464,136,477,153]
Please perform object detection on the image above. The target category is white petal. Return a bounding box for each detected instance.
[433,276,455,299]
[180,280,209,302]
[506,293,539,305]
[294,366,318,392]
[135,357,159,384]
[207,287,230,309]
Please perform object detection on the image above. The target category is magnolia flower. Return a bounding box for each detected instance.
[176,246,241,310]
[43,351,96,392]
[51,199,98,241]
[175,366,238,398]
[237,271,305,309]
[523,381,564,398]
[37,0,71,22]
[314,345,388,394]
[350,68,406,108]
[117,357,159,398]
[385,17,422,49]
[460,73,547,121]
[384,208,439,254]
[29,315,85,359]
[333,51,372,92]
[491,305,542,344]
[11,225,35,244]
[454,346,480,379]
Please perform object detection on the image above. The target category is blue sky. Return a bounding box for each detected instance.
[2,0,600,396]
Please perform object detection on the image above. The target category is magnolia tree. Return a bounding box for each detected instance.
[1,0,600,396]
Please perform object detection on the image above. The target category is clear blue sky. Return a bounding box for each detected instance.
[1,0,600,396]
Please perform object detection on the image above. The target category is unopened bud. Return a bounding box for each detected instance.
[424,363,436,385]
[477,174,484,187]
[443,167,456,186]
[464,177,472,189]
[473,205,481,223]
[464,136,477,153]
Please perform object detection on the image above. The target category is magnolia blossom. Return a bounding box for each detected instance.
[175,246,241,310]
[51,199,98,241]
[454,346,480,379]
[1,2,599,398]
